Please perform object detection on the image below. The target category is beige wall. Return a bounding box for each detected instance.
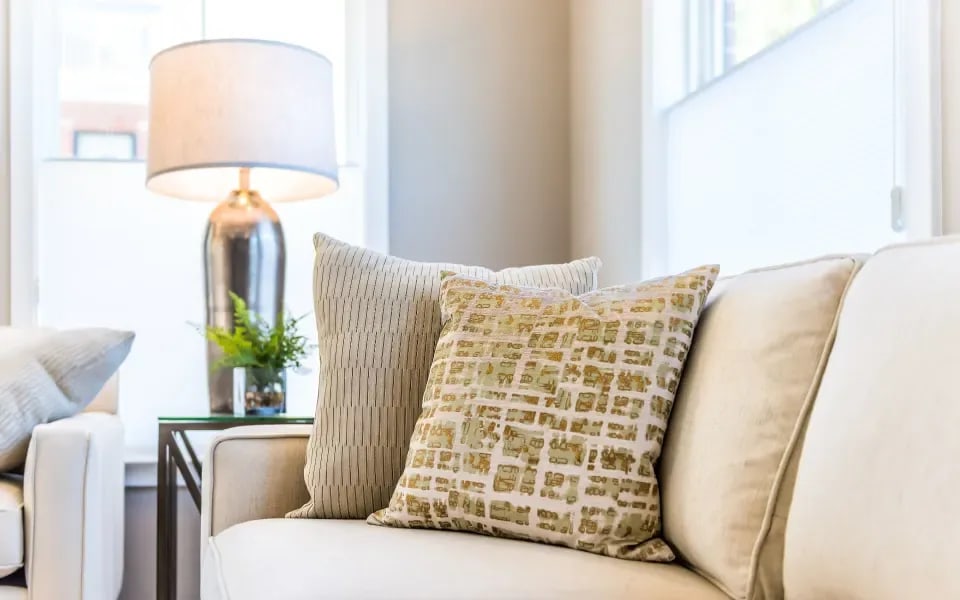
[569,0,646,286]
[942,1,960,233]
[388,0,571,269]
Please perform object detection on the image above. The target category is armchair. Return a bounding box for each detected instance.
[0,377,125,600]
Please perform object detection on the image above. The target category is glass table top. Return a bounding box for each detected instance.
[158,413,313,423]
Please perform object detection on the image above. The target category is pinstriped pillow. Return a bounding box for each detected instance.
[288,234,601,519]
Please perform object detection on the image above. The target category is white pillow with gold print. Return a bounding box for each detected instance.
[369,265,719,561]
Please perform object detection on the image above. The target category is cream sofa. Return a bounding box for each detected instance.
[0,377,124,600]
[199,237,960,599]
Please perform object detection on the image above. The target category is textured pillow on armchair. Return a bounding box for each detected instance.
[0,327,134,471]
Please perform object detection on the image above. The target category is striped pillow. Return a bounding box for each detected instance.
[0,327,134,471]
[288,234,601,519]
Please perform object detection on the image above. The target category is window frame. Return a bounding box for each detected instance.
[683,0,854,101]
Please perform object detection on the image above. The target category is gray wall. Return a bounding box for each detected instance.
[388,0,571,269]
[121,489,200,600]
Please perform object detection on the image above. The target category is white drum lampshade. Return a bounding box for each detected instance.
[145,38,339,414]
[146,39,339,201]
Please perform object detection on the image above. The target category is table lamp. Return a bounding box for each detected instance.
[146,39,338,413]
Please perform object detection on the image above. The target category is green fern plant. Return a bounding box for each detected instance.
[202,292,310,381]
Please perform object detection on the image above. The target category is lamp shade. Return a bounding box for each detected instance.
[146,39,338,202]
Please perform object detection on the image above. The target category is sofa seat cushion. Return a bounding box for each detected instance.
[202,519,728,600]
[0,477,23,578]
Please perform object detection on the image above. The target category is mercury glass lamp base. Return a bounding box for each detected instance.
[203,188,285,414]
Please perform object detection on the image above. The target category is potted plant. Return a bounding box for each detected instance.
[202,292,310,415]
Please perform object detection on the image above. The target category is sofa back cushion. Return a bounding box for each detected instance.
[659,256,861,599]
[783,238,960,599]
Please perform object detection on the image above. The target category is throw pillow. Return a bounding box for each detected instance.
[0,327,134,471]
[368,265,718,560]
[288,233,601,519]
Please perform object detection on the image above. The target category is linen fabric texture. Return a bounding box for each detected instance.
[658,256,862,599]
[290,233,601,519]
[369,265,719,560]
[0,327,134,471]
[783,238,960,599]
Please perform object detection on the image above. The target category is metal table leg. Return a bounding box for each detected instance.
[156,424,170,600]
[157,424,179,600]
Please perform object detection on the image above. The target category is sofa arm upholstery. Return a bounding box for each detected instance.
[23,412,124,600]
[200,425,311,541]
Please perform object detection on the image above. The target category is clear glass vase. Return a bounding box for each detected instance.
[232,367,286,416]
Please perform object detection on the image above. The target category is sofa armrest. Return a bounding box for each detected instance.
[23,412,124,600]
[200,425,311,540]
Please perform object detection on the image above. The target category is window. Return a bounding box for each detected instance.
[685,0,847,94]
[11,0,387,463]
[56,0,200,160]
[54,0,346,160]
[644,0,940,278]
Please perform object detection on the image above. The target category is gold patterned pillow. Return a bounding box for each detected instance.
[368,265,719,560]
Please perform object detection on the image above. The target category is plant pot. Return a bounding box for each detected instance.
[232,367,286,416]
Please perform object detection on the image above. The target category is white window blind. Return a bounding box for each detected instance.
[665,0,901,275]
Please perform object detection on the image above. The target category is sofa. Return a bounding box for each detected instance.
[0,376,124,600]
[199,237,959,599]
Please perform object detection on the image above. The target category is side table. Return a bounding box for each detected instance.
[156,414,313,600]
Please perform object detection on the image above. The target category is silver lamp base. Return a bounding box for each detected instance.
[204,187,285,414]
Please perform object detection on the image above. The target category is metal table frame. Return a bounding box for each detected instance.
[156,416,313,600]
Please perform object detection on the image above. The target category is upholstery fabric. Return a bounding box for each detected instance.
[83,375,119,415]
[0,328,133,471]
[659,256,861,599]
[24,413,125,600]
[202,425,312,540]
[0,477,23,578]
[0,328,133,406]
[783,238,960,599]
[291,234,601,519]
[371,267,718,560]
[202,519,729,600]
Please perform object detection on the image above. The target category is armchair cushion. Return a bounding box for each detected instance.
[0,477,23,578]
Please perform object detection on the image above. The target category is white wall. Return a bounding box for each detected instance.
[569,0,646,286]
[388,0,571,269]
